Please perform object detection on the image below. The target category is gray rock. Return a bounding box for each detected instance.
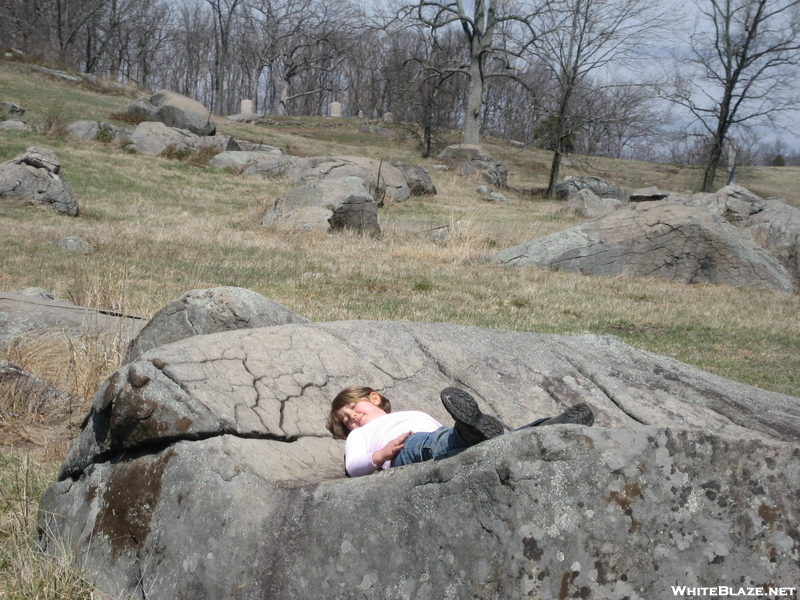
[36,320,800,600]
[208,149,283,170]
[34,66,82,82]
[247,155,410,204]
[123,287,309,364]
[555,176,629,202]
[127,96,158,121]
[743,197,800,286]
[68,120,131,143]
[0,147,79,215]
[67,120,100,140]
[484,191,509,203]
[387,160,437,196]
[436,144,508,187]
[1,119,27,129]
[181,133,234,154]
[563,188,627,218]
[225,113,264,124]
[297,156,410,204]
[128,121,191,156]
[0,101,25,116]
[242,154,304,179]
[0,292,144,348]
[685,185,766,225]
[53,236,92,253]
[128,90,215,136]
[484,201,794,292]
[261,176,382,238]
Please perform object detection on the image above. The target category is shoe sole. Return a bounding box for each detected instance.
[543,403,594,426]
[440,387,505,441]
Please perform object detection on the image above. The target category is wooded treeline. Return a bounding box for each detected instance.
[2,0,799,184]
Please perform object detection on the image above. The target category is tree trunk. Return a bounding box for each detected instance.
[278,78,289,115]
[463,56,483,145]
[547,149,562,199]
[702,134,725,192]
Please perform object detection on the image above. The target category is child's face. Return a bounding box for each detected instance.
[335,393,387,432]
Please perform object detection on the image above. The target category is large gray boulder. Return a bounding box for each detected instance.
[129,121,190,156]
[123,287,309,363]
[387,159,437,196]
[0,101,25,116]
[685,185,767,224]
[67,120,131,143]
[37,320,800,600]
[128,89,215,136]
[436,144,508,187]
[128,122,236,156]
[484,201,795,292]
[0,147,79,215]
[261,176,382,238]
[742,198,800,286]
[555,176,629,202]
[563,188,627,218]
[246,155,410,204]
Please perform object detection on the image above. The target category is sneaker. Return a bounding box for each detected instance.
[440,387,505,444]
[536,403,594,427]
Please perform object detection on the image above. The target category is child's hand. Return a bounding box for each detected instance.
[372,431,412,466]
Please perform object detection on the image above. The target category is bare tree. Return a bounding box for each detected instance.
[531,0,673,198]
[667,0,800,191]
[573,81,673,160]
[405,0,547,145]
[382,24,466,156]
[1,0,115,67]
[205,0,246,115]
[239,0,351,116]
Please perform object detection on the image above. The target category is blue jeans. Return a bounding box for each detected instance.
[390,418,551,468]
[390,427,470,467]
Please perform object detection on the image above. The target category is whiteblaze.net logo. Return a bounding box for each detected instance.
[671,587,797,598]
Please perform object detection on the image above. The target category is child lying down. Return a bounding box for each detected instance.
[326,385,594,477]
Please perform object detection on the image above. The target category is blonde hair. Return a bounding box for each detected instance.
[326,386,392,440]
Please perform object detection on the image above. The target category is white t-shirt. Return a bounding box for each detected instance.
[345,410,442,477]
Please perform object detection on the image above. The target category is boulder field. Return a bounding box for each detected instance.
[36,318,800,600]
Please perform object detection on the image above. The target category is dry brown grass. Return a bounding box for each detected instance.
[1,328,125,462]
[0,453,93,600]
[1,55,800,597]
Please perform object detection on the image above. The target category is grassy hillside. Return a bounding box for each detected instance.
[1,57,799,449]
[1,55,799,599]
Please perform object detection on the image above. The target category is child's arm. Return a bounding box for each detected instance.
[345,431,412,477]
[371,431,412,467]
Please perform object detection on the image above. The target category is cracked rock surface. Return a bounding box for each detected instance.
[484,201,794,292]
[38,320,800,599]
